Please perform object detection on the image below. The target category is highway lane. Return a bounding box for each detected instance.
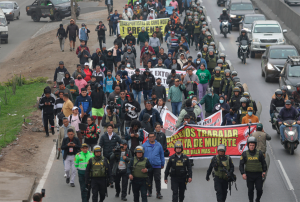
[286,2,300,14]
[203,0,300,200]
[40,3,297,202]
[0,1,102,63]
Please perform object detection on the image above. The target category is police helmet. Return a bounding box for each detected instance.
[208,49,214,53]
[243,92,250,98]
[247,136,257,147]
[217,144,226,152]
[235,82,243,88]
[200,15,205,19]
[186,10,190,14]
[224,69,231,75]
[214,66,221,72]
[232,76,240,83]
[188,16,192,19]
[206,32,212,36]
[203,44,208,49]
[219,53,226,58]
[257,123,263,131]
[240,97,248,103]
[202,21,207,25]
[210,41,216,46]
[194,12,198,16]
[233,87,240,92]
[194,18,199,21]
[202,28,206,32]
[93,145,102,153]
[217,59,223,64]
[134,146,144,154]
[275,89,283,100]
[208,46,214,50]
[174,141,183,151]
[231,70,238,76]
[199,7,203,11]
[193,4,197,7]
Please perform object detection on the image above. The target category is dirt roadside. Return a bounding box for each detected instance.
[0,1,123,186]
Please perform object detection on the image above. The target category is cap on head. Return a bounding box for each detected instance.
[285,100,292,105]
[188,91,194,95]
[59,61,64,65]
[72,106,79,111]
[247,107,253,111]
[84,62,89,66]
[81,143,89,148]
[257,123,263,131]
[184,114,190,119]
[93,145,102,153]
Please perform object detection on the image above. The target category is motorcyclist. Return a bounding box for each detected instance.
[272,85,288,100]
[219,8,231,34]
[292,83,300,104]
[236,29,250,58]
[278,100,300,144]
[243,92,258,115]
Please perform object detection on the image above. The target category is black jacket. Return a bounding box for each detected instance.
[122,93,141,121]
[270,98,285,113]
[237,34,250,44]
[91,89,106,108]
[141,113,153,133]
[219,13,230,21]
[99,132,122,158]
[141,72,155,90]
[157,12,167,18]
[106,55,115,70]
[112,79,127,91]
[110,149,132,175]
[54,66,68,82]
[57,27,67,38]
[165,154,192,179]
[206,155,234,178]
[66,24,79,37]
[61,136,81,160]
[39,96,55,115]
[91,53,107,69]
[101,114,121,129]
[239,149,267,174]
[131,74,143,91]
[154,131,167,151]
[123,34,136,45]
[114,37,124,49]
[95,24,107,37]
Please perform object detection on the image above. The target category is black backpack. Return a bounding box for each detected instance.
[185,110,197,123]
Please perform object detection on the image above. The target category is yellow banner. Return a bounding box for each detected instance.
[119,18,169,38]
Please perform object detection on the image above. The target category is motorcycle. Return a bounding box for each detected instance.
[218,18,230,38]
[237,40,249,64]
[279,119,299,155]
[272,106,283,134]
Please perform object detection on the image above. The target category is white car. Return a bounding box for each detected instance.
[0,8,9,44]
[248,20,287,58]
[0,1,20,21]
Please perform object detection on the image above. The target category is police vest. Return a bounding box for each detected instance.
[239,107,247,123]
[222,78,229,93]
[194,24,201,34]
[213,75,222,88]
[214,155,230,180]
[91,158,106,177]
[252,131,267,154]
[132,157,148,178]
[171,155,188,177]
[207,56,217,71]
[220,67,225,77]
[245,150,263,172]
[202,51,208,59]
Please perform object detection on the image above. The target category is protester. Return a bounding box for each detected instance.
[66,80,79,103]
[72,64,86,80]
[57,24,67,52]
[167,69,181,87]
[90,84,106,126]
[137,27,149,50]
[75,88,92,123]
[176,99,201,128]
[222,107,237,126]
[62,94,73,118]
[152,78,166,102]
[242,107,259,124]
[140,47,153,68]
[154,98,168,116]
[66,19,79,51]
[212,95,230,119]
[79,23,90,45]
[142,68,156,106]
[111,10,119,36]
[103,70,116,97]
[68,106,84,143]
[122,46,136,68]
[83,63,93,82]
[149,33,161,55]
[131,69,143,104]
[113,43,123,73]
[102,106,121,134]
[168,79,185,116]
[39,87,55,137]
[108,85,121,102]
[196,63,211,100]
[112,74,127,92]
[95,21,107,49]
[183,68,200,96]
[139,101,163,131]
[83,116,101,150]
[200,88,220,117]
[53,61,68,87]
[91,49,107,70]
[141,113,153,133]
[75,75,88,95]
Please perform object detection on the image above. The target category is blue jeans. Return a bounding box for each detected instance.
[220,22,232,32]
[113,23,118,35]
[62,150,65,165]
[132,89,142,104]
[143,89,152,101]
[171,102,182,116]
[280,124,300,141]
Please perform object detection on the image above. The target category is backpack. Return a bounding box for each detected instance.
[69,114,82,123]
[185,109,197,123]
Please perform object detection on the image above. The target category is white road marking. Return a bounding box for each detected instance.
[161,165,167,189]
[212,28,218,36]
[206,16,211,23]
[219,42,225,51]
[31,144,56,202]
[278,160,294,191]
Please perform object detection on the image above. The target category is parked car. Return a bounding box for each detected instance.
[279,56,300,94]
[0,1,20,21]
[248,20,287,58]
[284,0,300,6]
[227,0,257,27]
[261,45,299,82]
[239,14,265,33]
[0,8,9,44]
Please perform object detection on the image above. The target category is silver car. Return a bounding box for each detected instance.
[0,1,20,21]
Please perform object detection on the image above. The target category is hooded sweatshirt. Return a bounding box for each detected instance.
[39,87,55,115]
[91,88,106,109]
[142,72,156,90]
[62,71,74,87]
[75,93,92,114]
[141,113,153,133]
[54,66,68,82]
[66,84,79,101]
[122,93,141,121]
[196,68,211,84]
[103,76,116,93]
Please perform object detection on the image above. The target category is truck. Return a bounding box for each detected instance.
[26,0,80,22]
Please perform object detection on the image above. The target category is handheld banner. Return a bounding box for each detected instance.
[199,110,222,126]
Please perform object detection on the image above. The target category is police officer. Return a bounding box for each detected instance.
[209,66,223,95]
[251,123,271,155]
[243,92,258,115]
[193,19,202,51]
[239,137,267,202]
[75,143,94,202]
[203,32,214,47]
[128,146,152,202]
[164,141,192,202]
[220,69,231,95]
[229,87,242,112]
[207,49,218,75]
[206,144,234,202]
[224,71,238,101]
[185,16,194,46]
[219,53,230,70]
[183,10,191,25]
[85,146,112,202]
[237,97,249,124]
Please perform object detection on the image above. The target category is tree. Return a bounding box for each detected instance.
[70,0,78,22]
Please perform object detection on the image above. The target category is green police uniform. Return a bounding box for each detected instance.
[245,151,263,172]
[207,55,217,74]
[238,107,247,124]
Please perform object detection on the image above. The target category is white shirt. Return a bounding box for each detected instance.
[108,132,113,140]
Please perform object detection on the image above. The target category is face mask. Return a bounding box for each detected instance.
[101,64,104,67]
[78,77,82,80]
[189,96,193,99]
[168,31,171,33]
[110,14,113,15]
[248,112,253,116]
[152,57,156,60]
[196,61,200,64]
[208,93,212,96]
[127,51,131,54]
[129,33,132,35]
[108,74,112,77]
[220,100,224,104]
[127,64,130,67]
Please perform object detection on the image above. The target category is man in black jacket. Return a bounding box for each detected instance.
[141,68,156,106]
[91,49,107,70]
[154,123,167,156]
[39,87,56,137]
[53,61,68,87]
[95,21,107,50]
[66,19,79,51]
[112,74,127,92]
[122,92,141,129]
[106,50,115,73]
[99,124,122,159]
[123,31,136,46]
[123,40,137,58]
[61,128,81,187]
[114,34,124,49]
[91,84,106,125]
[131,69,143,104]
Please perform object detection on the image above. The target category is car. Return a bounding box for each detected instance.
[261,45,299,82]
[284,0,300,6]
[239,14,265,33]
[248,20,287,58]
[0,8,9,44]
[226,0,258,27]
[279,56,300,94]
[217,0,227,7]
[0,1,20,21]
[26,0,80,22]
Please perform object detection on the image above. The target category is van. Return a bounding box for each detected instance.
[0,8,9,44]
[248,20,287,58]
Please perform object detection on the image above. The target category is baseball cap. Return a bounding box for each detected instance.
[188,91,194,95]
[70,80,75,84]
[135,68,140,72]
[175,79,180,82]
[286,100,292,105]
[59,61,64,65]
[257,124,263,131]
[136,2,139,4]
[247,107,253,111]
[72,106,79,110]
[81,143,89,148]
[184,114,190,119]
[171,31,175,34]
[171,69,176,74]
[84,62,89,66]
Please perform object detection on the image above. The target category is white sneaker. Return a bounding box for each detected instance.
[64,173,67,178]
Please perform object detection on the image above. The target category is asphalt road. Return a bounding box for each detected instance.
[0,1,101,63]
[39,1,299,202]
